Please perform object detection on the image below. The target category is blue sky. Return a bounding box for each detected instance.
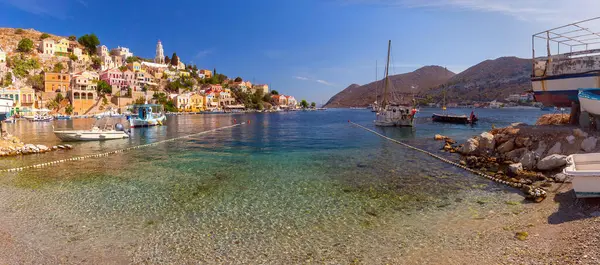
[0,0,597,104]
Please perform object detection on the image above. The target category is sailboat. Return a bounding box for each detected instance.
[431,70,478,124]
[371,61,379,112]
[374,40,416,127]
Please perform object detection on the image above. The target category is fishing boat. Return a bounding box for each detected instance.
[563,153,600,198]
[128,104,166,128]
[431,68,477,124]
[54,123,129,141]
[24,108,53,122]
[0,97,13,122]
[374,40,416,127]
[531,17,600,108]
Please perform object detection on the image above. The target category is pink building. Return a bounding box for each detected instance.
[100,69,126,91]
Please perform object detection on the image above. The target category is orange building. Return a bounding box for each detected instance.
[44,73,70,93]
[199,69,213,78]
[70,90,97,115]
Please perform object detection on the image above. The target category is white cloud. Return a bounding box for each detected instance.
[293,76,335,86]
[340,0,600,24]
[194,49,214,58]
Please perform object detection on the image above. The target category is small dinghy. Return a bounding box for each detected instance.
[432,111,478,124]
[54,123,129,141]
[563,153,600,198]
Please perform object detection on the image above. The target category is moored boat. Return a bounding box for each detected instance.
[128,104,166,128]
[432,111,477,124]
[564,153,600,198]
[54,124,129,141]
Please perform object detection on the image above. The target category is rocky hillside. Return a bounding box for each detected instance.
[422,57,532,103]
[0,28,74,55]
[324,66,455,108]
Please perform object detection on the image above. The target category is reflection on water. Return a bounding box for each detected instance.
[0,109,545,263]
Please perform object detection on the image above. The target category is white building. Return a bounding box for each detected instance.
[154,40,164,64]
[96,45,109,57]
[39,39,55,55]
[506,94,521,102]
[73,47,83,58]
[111,46,133,61]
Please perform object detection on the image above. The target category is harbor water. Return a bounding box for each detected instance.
[0,108,546,263]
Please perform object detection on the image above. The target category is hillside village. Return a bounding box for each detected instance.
[0,28,304,116]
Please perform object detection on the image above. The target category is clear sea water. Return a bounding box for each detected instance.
[0,108,547,263]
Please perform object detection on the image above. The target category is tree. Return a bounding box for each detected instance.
[2,72,12,86]
[234,77,243,83]
[171,52,179,66]
[65,105,74,115]
[164,55,170,65]
[91,56,101,70]
[271,90,279,95]
[17,38,33,53]
[55,93,64,103]
[125,56,137,63]
[26,74,44,91]
[300,99,309,109]
[9,55,40,77]
[14,28,24,34]
[134,96,146,104]
[69,53,78,61]
[68,35,77,41]
[311,102,316,108]
[262,93,272,102]
[40,33,50,40]
[77,34,100,55]
[53,62,64,73]
[118,66,128,72]
[96,80,112,95]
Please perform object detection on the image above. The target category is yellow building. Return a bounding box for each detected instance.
[0,86,36,111]
[55,38,69,54]
[190,94,205,112]
[199,69,213,78]
[70,90,97,115]
[44,73,70,92]
[128,62,141,72]
[179,71,191,77]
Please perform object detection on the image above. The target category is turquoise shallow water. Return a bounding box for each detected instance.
[0,108,545,263]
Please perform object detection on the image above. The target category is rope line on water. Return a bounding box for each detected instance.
[0,122,245,173]
[348,121,546,199]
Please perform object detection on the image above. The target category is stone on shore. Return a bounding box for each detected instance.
[434,134,445,141]
[537,154,567,171]
[508,163,523,176]
[573,128,589,138]
[497,139,515,153]
[519,151,537,170]
[479,132,495,151]
[459,138,479,155]
[534,141,547,157]
[506,147,527,162]
[547,142,562,156]
[36,145,49,152]
[566,135,576,144]
[515,137,532,148]
[552,173,571,183]
[581,137,597,152]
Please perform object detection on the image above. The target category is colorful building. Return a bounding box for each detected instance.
[73,47,83,58]
[252,84,269,95]
[70,89,97,115]
[39,39,55,55]
[0,86,35,111]
[175,93,191,111]
[178,71,191,78]
[190,94,205,112]
[286,95,297,107]
[199,69,213,79]
[128,61,142,72]
[55,38,69,54]
[71,71,99,92]
[96,45,109,57]
[44,72,70,93]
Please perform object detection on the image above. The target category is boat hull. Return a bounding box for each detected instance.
[578,89,600,115]
[432,113,476,124]
[564,154,600,198]
[129,115,166,128]
[54,131,129,141]
[532,73,600,107]
[374,106,414,127]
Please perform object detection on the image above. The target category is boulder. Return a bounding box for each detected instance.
[64,144,73,149]
[566,135,576,144]
[58,145,65,149]
[506,147,527,162]
[519,151,537,170]
[534,141,547,158]
[459,138,479,155]
[434,134,445,141]
[573,128,589,138]
[552,173,571,183]
[581,137,597,152]
[547,142,562,155]
[479,132,495,151]
[511,122,526,127]
[497,139,515,153]
[537,154,568,171]
[508,163,523,176]
[515,137,532,148]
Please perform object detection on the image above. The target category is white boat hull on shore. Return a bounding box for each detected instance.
[54,130,129,141]
[564,153,600,198]
[578,90,600,116]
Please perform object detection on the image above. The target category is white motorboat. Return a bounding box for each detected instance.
[578,89,600,116]
[53,123,129,141]
[564,153,600,198]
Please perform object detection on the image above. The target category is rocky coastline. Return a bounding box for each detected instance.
[437,122,598,202]
[0,134,72,157]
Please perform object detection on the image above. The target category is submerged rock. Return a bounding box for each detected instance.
[537,154,567,171]
[581,137,597,152]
